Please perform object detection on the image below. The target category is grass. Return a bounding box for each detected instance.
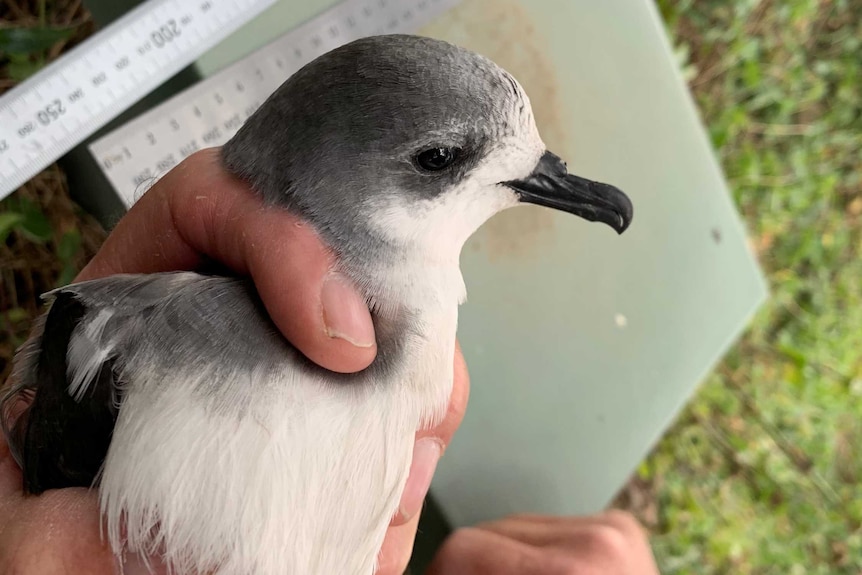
[635,1,862,573]
[2,0,862,573]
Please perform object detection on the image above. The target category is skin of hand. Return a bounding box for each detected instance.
[0,149,469,575]
[425,511,660,575]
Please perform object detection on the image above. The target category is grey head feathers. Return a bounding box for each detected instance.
[222,34,531,272]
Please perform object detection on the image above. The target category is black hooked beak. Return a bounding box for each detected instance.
[503,151,633,234]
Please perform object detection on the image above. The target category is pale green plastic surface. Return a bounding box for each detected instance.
[193,1,341,76]
[186,0,768,524]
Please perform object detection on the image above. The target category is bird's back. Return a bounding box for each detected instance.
[2,271,415,574]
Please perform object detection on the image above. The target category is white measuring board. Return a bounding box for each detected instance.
[89,0,461,207]
[0,0,278,200]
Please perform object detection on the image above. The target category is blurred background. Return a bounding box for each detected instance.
[2,0,861,573]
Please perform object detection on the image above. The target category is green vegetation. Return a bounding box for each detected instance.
[0,0,81,81]
[642,1,862,572]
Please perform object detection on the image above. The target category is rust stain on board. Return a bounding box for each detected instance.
[420,0,572,262]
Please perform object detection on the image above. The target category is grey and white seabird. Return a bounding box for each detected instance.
[1,34,633,575]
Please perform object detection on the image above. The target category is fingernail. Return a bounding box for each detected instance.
[321,272,375,348]
[398,438,443,523]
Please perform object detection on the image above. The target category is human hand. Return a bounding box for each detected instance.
[425,511,660,574]
[0,149,469,574]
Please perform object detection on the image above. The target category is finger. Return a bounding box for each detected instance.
[475,511,656,572]
[391,342,470,525]
[596,510,660,575]
[416,340,471,446]
[476,516,624,555]
[597,509,652,540]
[424,527,572,575]
[375,506,421,575]
[0,488,116,575]
[76,148,376,374]
[0,431,22,497]
[488,510,648,540]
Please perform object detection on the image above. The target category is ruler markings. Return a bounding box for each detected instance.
[89,0,461,207]
[0,0,279,199]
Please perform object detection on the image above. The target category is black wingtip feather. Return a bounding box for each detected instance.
[10,293,119,494]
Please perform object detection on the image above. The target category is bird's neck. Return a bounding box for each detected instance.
[365,257,466,315]
[346,256,465,427]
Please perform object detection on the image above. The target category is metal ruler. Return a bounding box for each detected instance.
[0,0,279,200]
[89,0,461,207]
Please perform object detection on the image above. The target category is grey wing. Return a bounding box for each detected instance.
[0,271,296,493]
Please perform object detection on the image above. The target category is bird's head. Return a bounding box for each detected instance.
[223,34,632,276]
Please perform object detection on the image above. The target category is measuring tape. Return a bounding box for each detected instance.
[0,0,279,201]
[88,0,461,207]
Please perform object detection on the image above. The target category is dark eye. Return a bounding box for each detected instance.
[416,147,460,171]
